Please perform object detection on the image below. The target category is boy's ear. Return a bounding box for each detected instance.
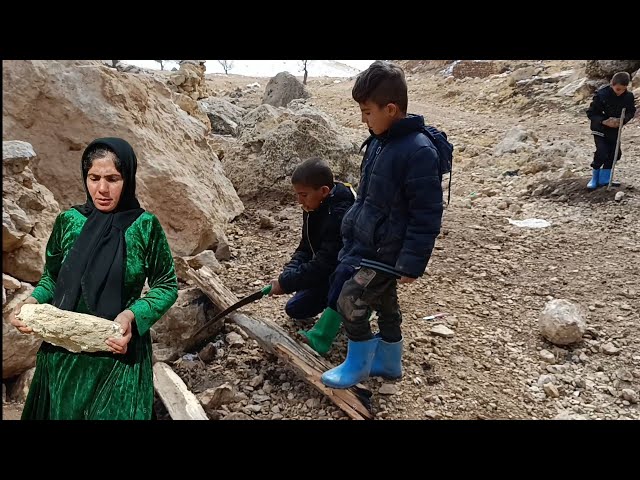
[321,185,331,197]
[386,103,399,117]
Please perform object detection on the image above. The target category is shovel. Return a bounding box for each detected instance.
[607,108,626,191]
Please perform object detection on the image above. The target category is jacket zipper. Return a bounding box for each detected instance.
[305,213,315,258]
[365,144,383,197]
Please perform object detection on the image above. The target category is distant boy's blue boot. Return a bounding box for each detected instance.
[320,337,379,389]
[598,168,612,187]
[587,168,600,190]
[370,334,403,379]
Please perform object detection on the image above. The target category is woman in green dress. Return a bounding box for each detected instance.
[9,137,178,420]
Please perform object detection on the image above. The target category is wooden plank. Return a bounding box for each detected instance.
[183,266,373,420]
[152,362,208,420]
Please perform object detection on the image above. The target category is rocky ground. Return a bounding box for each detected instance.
[4,60,639,420]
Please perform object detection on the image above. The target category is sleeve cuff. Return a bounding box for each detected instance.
[30,287,51,305]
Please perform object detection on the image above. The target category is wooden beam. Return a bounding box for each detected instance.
[152,362,208,420]
[185,266,373,420]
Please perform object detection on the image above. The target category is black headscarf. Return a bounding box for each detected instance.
[52,138,145,320]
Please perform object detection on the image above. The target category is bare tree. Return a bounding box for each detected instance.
[154,60,165,70]
[111,60,119,68]
[218,60,234,75]
[300,60,309,85]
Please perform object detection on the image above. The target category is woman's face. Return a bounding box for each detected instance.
[86,154,124,212]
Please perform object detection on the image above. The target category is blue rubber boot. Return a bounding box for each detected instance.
[587,169,600,190]
[370,334,403,379]
[598,168,612,187]
[320,337,379,389]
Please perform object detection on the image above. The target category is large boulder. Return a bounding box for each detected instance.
[2,141,60,282]
[152,287,217,347]
[2,283,42,379]
[168,60,210,100]
[585,60,640,80]
[262,72,310,107]
[198,97,246,136]
[223,102,364,198]
[2,60,244,256]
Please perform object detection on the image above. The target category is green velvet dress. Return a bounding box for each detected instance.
[22,208,178,420]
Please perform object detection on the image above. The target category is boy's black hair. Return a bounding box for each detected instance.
[352,61,408,113]
[291,157,334,189]
[611,71,631,86]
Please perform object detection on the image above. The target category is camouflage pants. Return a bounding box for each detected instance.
[337,267,402,342]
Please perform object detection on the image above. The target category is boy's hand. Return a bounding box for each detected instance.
[399,276,416,284]
[269,279,285,296]
[603,118,620,128]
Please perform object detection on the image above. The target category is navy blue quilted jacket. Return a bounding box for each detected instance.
[338,114,444,278]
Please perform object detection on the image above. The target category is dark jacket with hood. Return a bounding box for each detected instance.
[278,182,356,293]
[338,114,445,279]
[587,85,636,137]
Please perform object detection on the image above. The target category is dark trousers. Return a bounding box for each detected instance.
[285,287,328,319]
[337,267,402,343]
[285,263,356,320]
[591,134,621,170]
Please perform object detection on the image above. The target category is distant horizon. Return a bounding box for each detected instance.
[121,60,376,78]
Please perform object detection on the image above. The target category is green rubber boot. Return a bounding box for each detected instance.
[298,307,342,355]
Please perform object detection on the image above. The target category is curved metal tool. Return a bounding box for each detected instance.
[190,284,272,341]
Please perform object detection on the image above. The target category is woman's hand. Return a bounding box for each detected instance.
[9,296,38,334]
[106,310,134,354]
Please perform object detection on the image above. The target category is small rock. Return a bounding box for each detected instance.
[226,332,245,347]
[539,349,555,363]
[259,213,276,229]
[614,191,624,202]
[615,369,634,382]
[543,383,560,398]
[621,389,637,404]
[152,345,177,363]
[425,410,439,419]
[2,273,21,291]
[602,343,620,355]
[554,411,587,420]
[271,413,284,420]
[198,343,217,363]
[233,392,249,402]
[223,412,252,420]
[429,324,455,338]
[199,383,235,410]
[379,384,399,395]
[538,374,557,387]
[249,374,264,388]
[305,398,321,409]
[251,394,270,403]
